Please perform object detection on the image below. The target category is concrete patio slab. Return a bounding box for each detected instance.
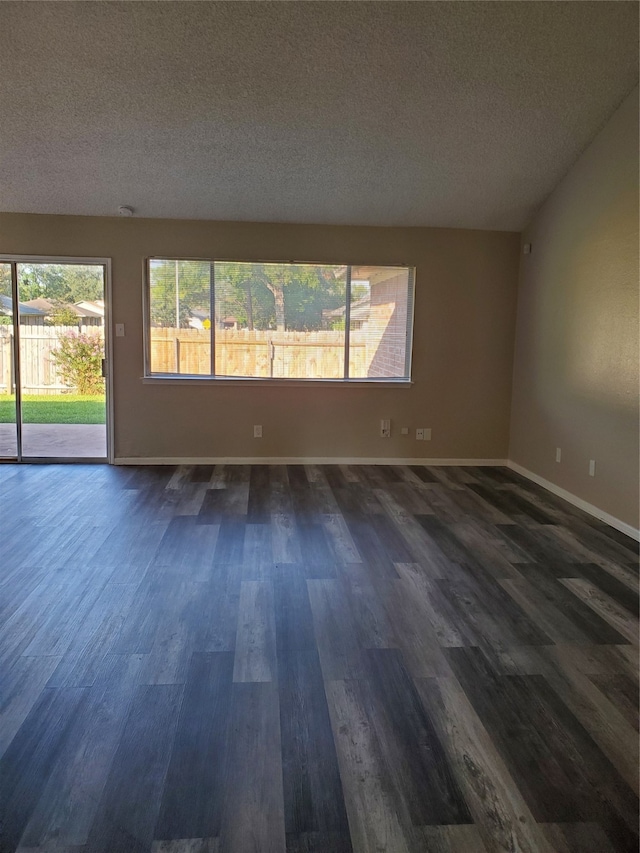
[0,423,106,458]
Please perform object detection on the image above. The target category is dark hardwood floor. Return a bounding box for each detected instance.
[0,462,637,853]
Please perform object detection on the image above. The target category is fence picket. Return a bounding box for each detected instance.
[149,328,367,379]
[0,325,103,394]
[0,325,371,393]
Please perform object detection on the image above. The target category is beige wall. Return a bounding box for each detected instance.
[510,88,640,529]
[0,216,520,461]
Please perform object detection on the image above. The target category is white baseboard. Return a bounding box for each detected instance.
[115,456,508,467]
[507,461,640,542]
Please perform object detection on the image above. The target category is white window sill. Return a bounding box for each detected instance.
[142,374,413,388]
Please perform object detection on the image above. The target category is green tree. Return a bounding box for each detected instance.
[149,260,210,327]
[215,263,345,332]
[149,260,346,333]
[214,263,275,330]
[0,264,10,298]
[45,304,80,326]
[0,265,14,324]
[18,264,104,303]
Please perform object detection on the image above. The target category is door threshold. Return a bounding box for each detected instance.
[15,457,108,464]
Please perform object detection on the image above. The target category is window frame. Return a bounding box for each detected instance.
[143,257,415,384]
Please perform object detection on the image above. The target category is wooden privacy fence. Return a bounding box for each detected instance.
[150,328,371,378]
[0,325,103,394]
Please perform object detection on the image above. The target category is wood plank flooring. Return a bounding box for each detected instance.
[0,463,637,853]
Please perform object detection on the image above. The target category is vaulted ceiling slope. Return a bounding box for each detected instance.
[0,2,637,230]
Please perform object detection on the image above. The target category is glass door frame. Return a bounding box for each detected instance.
[0,255,114,463]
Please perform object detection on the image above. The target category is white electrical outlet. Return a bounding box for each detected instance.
[416,428,424,440]
[380,419,391,438]
[254,425,262,438]
[424,428,432,441]
[589,459,596,477]
[556,447,562,463]
[401,427,409,435]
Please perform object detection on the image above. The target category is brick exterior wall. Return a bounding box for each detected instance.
[364,272,409,378]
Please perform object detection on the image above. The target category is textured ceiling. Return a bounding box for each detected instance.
[0,2,637,230]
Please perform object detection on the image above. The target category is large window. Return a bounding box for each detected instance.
[146,260,414,381]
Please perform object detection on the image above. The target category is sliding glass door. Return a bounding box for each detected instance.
[0,258,110,462]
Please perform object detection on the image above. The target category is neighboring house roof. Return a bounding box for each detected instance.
[21,298,105,320]
[74,300,104,318]
[22,297,56,312]
[0,295,46,316]
[323,295,370,324]
[189,307,210,321]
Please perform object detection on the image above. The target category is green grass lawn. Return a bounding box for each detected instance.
[0,394,106,424]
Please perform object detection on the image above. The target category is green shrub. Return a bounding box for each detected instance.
[46,305,80,326]
[52,331,104,395]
